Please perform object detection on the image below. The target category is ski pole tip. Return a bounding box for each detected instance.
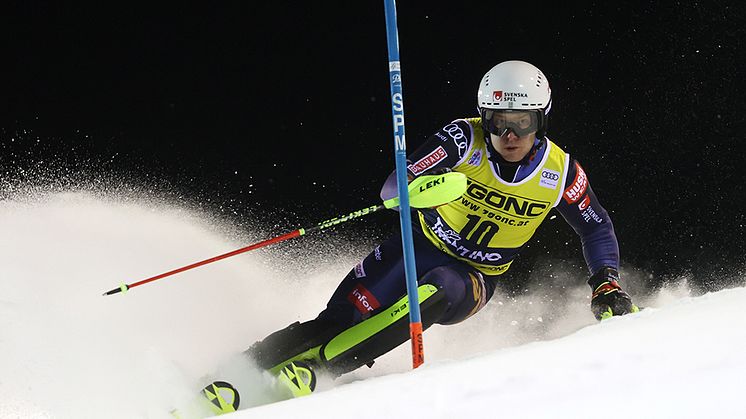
[102,283,129,296]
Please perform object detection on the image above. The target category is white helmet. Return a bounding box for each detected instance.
[477,60,552,137]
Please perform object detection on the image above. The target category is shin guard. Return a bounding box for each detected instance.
[249,284,446,377]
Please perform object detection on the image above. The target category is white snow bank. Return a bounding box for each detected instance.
[230,287,746,419]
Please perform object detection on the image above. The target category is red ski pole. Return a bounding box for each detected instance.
[102,229,306,296]
[102,172,467,296]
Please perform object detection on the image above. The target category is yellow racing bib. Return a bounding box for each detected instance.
[419,118,570,275]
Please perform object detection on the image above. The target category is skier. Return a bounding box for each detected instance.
[238,60,638,404]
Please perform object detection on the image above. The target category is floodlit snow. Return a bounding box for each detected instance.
[1,191,744,419]
[239,288,746,419]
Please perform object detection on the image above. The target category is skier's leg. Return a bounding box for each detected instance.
[246,233,494,377]
[423,263,495,325]
[320,282,446,375]
[321,262,494,375]
[248,266,494,377]
[247,317,346,371]
[247,232,445,372]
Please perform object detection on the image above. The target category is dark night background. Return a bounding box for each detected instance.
[2,3,745,292]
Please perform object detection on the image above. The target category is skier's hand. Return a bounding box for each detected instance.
[588,267,639,321]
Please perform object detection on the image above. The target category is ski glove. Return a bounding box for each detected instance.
[588,267,639,320]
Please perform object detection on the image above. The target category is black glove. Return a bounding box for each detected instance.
[588,267,639,320]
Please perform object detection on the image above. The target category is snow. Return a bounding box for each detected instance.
[1,191,744,419]
[242,289,746,419]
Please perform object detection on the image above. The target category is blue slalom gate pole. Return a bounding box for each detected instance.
[383,0,424,368]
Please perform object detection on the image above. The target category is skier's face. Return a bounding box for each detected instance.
[489,120,536,162]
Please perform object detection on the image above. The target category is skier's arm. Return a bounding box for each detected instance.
[380,119,473,201]
[555,159,619,274]
[556,160,637,319]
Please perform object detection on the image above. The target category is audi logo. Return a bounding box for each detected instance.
[443,123,466,140]
[542,171,559,181]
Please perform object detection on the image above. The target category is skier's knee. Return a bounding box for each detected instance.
[421,265,492,325]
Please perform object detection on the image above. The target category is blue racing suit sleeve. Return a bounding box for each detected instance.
[555,159,620,274]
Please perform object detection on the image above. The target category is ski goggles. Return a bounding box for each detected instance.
[481,109,540,137]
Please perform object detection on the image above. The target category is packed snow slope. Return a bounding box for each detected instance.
[238,287,746,419]
[0,191,744,418]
